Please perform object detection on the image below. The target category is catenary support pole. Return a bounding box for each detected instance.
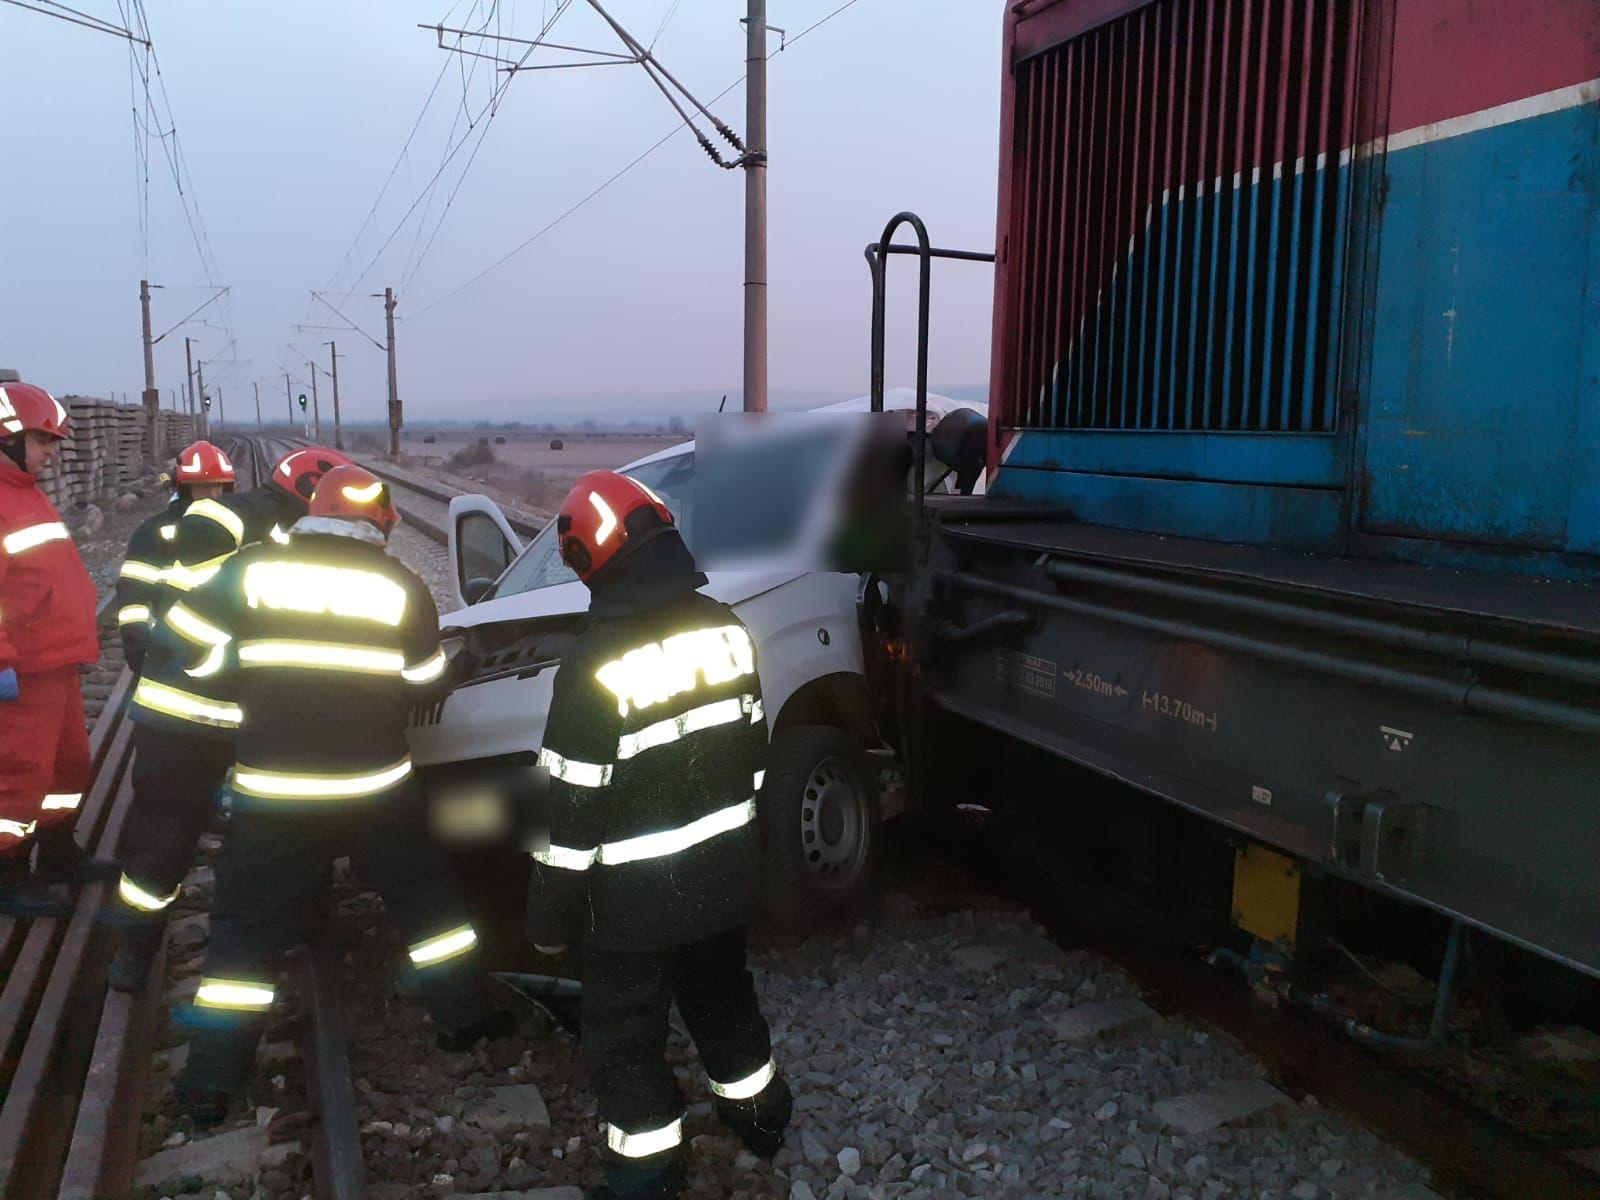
[140,280,159,457]
[309,361,322,441]
[195,361,207,436]
[383,287,401,457]
[743,0,768,413]
[325,341,344,450]
[184,336,196,417]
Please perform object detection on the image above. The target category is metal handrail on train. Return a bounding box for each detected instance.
[863,211,994,528]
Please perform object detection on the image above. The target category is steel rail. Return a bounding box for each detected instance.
[299,943,367,1200]
[0,629,140,1195]
[262,433,544,542]
[49,436,369,1198]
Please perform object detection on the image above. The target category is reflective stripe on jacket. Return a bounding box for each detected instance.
[150,517,449,794]
[528,592,768,952]
[131,485,300,737]
[116,498,186,675]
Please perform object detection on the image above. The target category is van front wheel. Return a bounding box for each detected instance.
[760,724,880,935]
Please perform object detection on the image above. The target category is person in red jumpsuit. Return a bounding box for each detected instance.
[0,380,105,917]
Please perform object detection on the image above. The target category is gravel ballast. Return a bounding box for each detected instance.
[222,854,1438,1200]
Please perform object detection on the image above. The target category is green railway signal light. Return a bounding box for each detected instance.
[298,394,307,411]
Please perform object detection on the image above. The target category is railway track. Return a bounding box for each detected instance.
[258,433,546,544]
[0,436,368,1199]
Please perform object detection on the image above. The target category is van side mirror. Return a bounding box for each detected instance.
[463,577,496,605]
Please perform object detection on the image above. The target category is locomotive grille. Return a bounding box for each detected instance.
[1006,0,1360,433]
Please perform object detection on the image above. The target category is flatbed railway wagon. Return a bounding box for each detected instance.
[895,0,1600,984]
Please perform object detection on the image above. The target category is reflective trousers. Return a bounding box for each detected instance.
[180,778,491,1094]
[116,724,235,917]
[583,927,776,1194]
[0,667,90,859]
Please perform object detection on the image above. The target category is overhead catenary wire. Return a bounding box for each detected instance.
[153,287,230,344]
[397,1,516,293]
[313,0,496,300]
[309,292,387,351]
[410,0,869,319]
[62,0,240,390]
[648,0,683,52]
[306,0,501,342]
[115,0,152,273]
[126,0,236,364]
[336,0,576,302]
[317,50,459,298]
[400,0,640,296]
[399,102,503,294]
[332,1,576,300]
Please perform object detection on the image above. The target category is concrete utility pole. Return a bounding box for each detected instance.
[217,386,225,428]
[284,372,294,426]
[195,361,207,436]
[308,360,322,440]
[743,0,768,413]
[184,336,196,417]
[324,341,344,450]
[254,381,262,428]
[140,279,160,456]
[382,287,401,457]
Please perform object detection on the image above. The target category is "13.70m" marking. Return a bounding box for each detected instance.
[1141,690,1219,732]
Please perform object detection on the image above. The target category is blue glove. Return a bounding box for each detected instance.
[0,669,17,702]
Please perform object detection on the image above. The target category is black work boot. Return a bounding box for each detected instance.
[173,1083,231,1131]
[714,1075,793,1158]
[0,857,70,919]
[34,829,120,885]
[436,1008,518,1053]
[108,920,166,992]
[594,1154,685,1199]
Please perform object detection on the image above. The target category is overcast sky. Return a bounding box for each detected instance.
[0,1,1002,423]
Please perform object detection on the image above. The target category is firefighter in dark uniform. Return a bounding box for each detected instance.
[109,445,352,989]
[114,439,237,676]
[530,471,791,1200]
[168,465,510,1125]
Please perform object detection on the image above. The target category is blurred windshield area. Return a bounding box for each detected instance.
[486,410,913,597]
[490,451,695,599]
[691,419,854,568]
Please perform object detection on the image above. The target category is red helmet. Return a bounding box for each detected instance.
[270,445,353,505]
[557,470,675,584]
[174,440,237,488]
[0,382,69,441]
[308,465,399,537]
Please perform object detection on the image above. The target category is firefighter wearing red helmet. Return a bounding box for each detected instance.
[531,470,789,1200]
[160,464,510,1124]
[115,440,237,676]
[110,443,352,988]
[0,381,106,918]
